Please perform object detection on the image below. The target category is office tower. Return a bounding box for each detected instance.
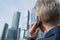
[20,11,30,40]
[27,10,30,29]
[1,23,8,40]
[23,11,30,39]
[23,10,30,40]
[21,11,30,30]
[11,11,20,30]
[7,11,20,40]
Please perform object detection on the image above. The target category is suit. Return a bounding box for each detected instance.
[28,26,60,40]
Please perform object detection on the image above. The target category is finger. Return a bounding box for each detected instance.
[29,22,37,33]
[29,23,34,29]
[31,22,37,30]
[35,28,40,34]
[29,23,35,34]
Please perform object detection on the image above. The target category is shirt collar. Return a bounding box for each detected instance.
[44,26,56,37]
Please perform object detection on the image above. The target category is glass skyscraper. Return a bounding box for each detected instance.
[11,11,20,30]
[7,11,20,40]
[1,23,8,40]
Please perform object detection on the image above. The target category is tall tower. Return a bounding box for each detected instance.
[27,10,30,29]
[7,11,20,40]
[20,10,30,40]
[11,11,20,30]
[1,23,8,40]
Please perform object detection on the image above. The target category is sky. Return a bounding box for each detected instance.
[0,0,37,37]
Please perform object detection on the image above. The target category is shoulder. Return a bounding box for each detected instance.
[38,33,60,40]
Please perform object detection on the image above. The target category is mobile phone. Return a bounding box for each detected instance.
[36,17,41,28]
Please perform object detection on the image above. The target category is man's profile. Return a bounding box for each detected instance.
[28,0,60,40]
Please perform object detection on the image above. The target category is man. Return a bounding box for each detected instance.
[28,0,60,40]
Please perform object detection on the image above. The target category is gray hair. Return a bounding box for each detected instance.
[34,0,60,24]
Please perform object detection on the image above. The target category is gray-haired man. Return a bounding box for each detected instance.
[28,0,60,40]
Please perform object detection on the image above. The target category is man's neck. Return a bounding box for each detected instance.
[44,23,60,33]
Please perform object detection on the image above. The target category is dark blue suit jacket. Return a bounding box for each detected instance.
[28,26,60,40]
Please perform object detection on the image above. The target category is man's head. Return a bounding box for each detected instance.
[34,0,60,32]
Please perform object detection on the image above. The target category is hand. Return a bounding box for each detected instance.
[29,22,40,40]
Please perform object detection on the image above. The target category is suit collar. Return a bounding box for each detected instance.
[44,26,60,38]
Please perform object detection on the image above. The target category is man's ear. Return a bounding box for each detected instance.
[37,16,42,21]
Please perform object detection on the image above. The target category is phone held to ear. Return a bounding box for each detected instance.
[36,17,44,38]
[36,17,41,28]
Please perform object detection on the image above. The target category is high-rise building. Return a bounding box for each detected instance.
[21,11,30,30]
[7,11,20,40]
[27,10,30,29]
[20,11,30,40]
[1,23,8,40]
[11,11,20,30]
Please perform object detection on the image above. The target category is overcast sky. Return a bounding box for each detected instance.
[0,0,37,37]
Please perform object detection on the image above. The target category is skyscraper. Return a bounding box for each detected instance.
[27,10,30,29]
[1,23,8,40]
[11,11,20,30]
[20,11,30,40]
[7,11,20,40]
[21,11,30,30]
